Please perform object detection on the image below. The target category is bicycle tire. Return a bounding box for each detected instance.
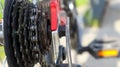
[4,0,18,67]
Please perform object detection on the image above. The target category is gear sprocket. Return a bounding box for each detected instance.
[4,0,51,67]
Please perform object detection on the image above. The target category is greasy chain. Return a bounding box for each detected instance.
[11,0,51,67]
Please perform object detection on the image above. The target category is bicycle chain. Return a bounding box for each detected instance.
[10,0,51,67]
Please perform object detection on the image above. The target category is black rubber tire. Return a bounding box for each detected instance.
[4,0,18,67]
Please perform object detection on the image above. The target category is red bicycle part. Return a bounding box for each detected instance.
[50,0,60,31]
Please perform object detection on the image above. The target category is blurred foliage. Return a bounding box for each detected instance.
[76,0,89,7]
[84,9,92,26]
[84,9,99,27]
[0,46,5,60]
[92,19,99,27]
[0,0,4,61]
[0,0,4,19]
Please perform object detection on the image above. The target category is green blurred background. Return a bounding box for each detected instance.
[0,0,4,19]
[76,0,100,27]
[0,0,4,61]
[76,0,89,7]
